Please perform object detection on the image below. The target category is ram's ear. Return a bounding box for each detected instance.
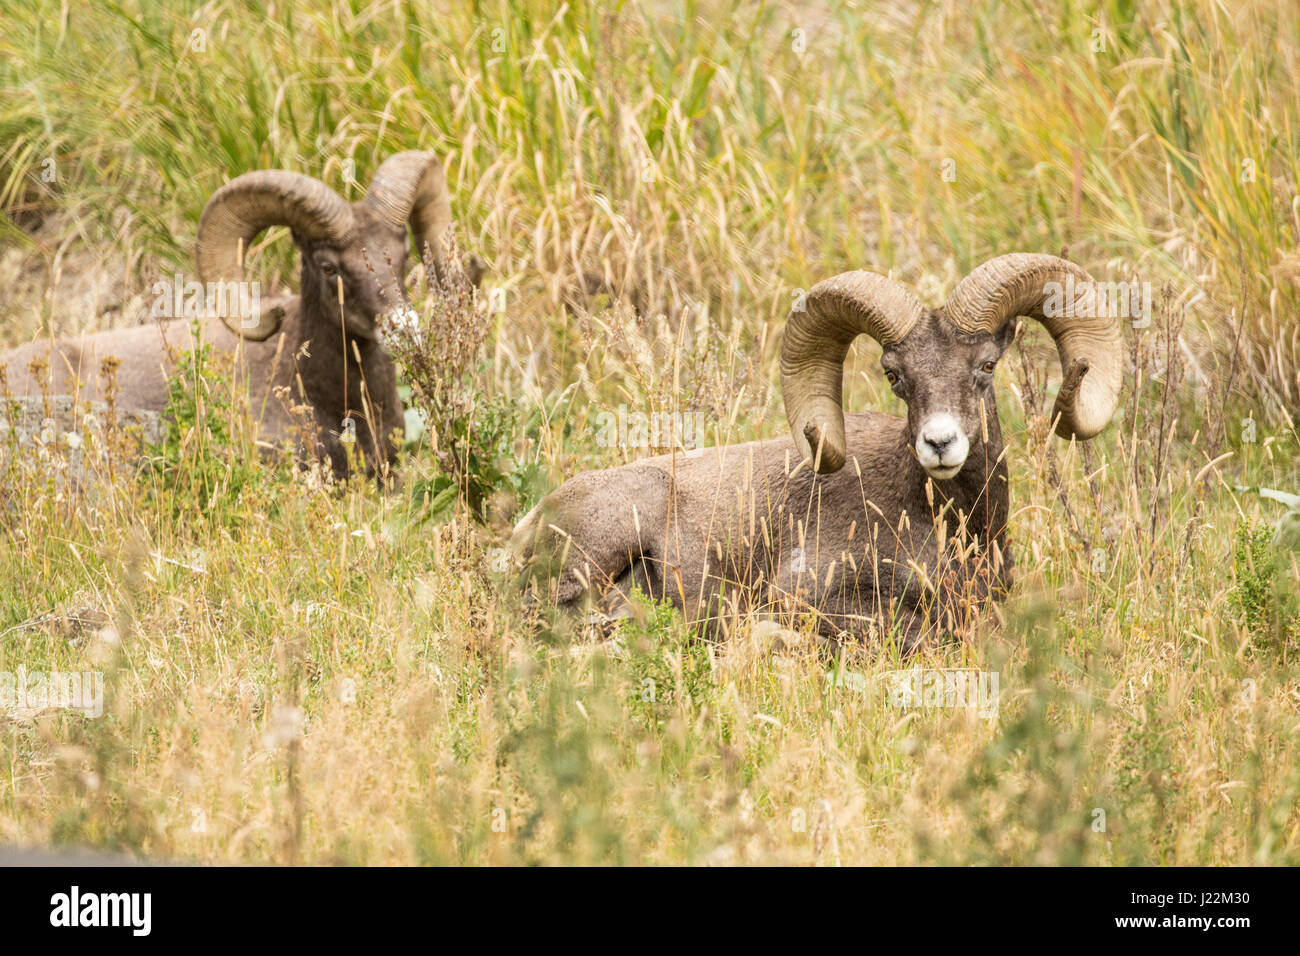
[994,316,1020,353]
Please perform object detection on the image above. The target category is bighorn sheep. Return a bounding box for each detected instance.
[2,151,467,477]
[513,254,1123,651]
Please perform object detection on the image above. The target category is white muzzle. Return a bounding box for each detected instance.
[915,413,969,480]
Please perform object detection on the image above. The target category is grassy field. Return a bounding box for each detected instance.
[1,0,1298,864]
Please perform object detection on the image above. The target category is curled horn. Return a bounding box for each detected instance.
[196,171,354,340]
[781,272,927,473]
[365,151,452,283]
[943,253,1123,440]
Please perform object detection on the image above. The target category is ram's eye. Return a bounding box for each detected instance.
[885,370,899,385]
[981,361,996,374]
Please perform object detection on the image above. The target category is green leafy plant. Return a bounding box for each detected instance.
[385,247,546,523]
[144,321,259,518]
[407,388,545,525]
[1230,508,1299,652]
[621,591,716,724]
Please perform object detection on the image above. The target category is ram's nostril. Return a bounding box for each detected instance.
[924,431,956,452]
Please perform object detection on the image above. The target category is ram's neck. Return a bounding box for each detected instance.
[292,282,394,422]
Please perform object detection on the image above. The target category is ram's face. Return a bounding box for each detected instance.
[879,313,1018,481]
[295,205,410,340]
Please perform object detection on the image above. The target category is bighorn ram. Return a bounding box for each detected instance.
[513,254,1123,651]
[2,151,465,477]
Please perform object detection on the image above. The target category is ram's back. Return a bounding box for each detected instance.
[1,317,283,411]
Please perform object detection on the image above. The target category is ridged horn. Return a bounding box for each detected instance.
[781,271,927,473]
[943,253,1123,440]
[365,151,452,283]
[196,171,354,340]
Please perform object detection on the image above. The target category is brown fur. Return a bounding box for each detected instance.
[514,311,1024,652]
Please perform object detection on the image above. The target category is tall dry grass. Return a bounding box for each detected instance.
[0,0,1297,864]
